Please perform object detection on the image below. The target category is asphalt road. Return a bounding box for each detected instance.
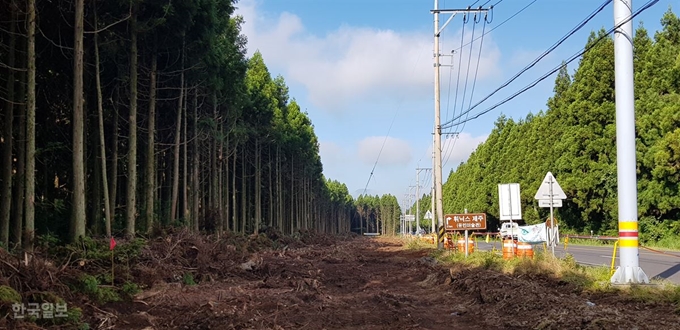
[473,241,680,284]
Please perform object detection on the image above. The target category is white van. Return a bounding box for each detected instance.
[499,222,520,239]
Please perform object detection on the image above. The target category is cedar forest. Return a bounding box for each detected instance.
[1,1,680,251]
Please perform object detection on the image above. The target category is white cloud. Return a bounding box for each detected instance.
[358,136,412,167]
[236,0,502,113]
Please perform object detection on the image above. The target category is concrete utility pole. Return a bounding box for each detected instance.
[431,134,436,234]
[611,0,648,284]
[415,173,420,233]
[416,167,431,233]
[432,1,488,249]
[408,185,416,235]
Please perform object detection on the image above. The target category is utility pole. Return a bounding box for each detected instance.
[611,0,648,284]
[402,193,410,235]
[432,1,488,249]
[408,185,416,235]
[415,173,420,233]
[431,134,436,234]
[416,167,431,234]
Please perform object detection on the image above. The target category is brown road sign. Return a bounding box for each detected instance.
[445,213,487,231]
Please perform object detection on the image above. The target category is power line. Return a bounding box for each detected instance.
[442,16,476,167]
[360,48,427,197]
[442,17,468,160]
[444,0,660,129]
[442,0,613,129]
[444,12,488,167]
[454,0,536,53]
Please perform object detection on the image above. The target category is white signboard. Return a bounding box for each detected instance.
[538,199,563,208]
[405,215,415,222]
[498,183,522,221]
[534,172,566,200]
[424,210,433,220]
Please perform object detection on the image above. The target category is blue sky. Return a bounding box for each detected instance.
[235,0,675,203]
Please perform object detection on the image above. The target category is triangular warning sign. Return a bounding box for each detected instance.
[534,172,567,200]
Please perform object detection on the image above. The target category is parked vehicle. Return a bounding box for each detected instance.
[499,222,520,239]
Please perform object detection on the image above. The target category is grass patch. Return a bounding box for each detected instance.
[76,274,120,304]
[0,285,22,304]
[182,272,197,286]
[405,238,432,250]
[645,237,680,251]
[436,248,612,288]
[565,237,616,247]
[564,235,680,251]
[404,240,679,308]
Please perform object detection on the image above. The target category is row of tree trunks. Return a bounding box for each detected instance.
[0,1,356,252]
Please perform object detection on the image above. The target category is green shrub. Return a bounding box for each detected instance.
[0,285,21,304]
[182,272,197,286]
[77,274,120,304]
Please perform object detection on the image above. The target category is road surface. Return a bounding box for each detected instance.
[473,241,680,284]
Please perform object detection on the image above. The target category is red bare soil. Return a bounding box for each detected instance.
[3,234,679,329]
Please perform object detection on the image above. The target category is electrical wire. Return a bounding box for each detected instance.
[445,19,466,129]
[442,0,613,129]
[443,11,488,167]
[443,15,488,168]
[441,15,474,167]
[454,0,537,53]
[442,1,483,159]
[444,0,660,129]
[431,0,481,197]
[359,48,427,197]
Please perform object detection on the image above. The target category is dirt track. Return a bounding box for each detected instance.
[95,236,679,330]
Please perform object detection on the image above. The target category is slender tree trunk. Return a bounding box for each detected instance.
[109,89,119,224]
[126,8,138,237]
[254,139,261,234]
[217,124,224,235]
[307,177,311,230]
[268,146,273,228]
[301,176,306,230]
[182,90,188,224]
[223,134,229,233]
[1,4,17,247]
[208,137,213,220]
[170,90,182,221]
[23,0,36,253]
[94,9,112,237]
[70,0,85,241]
[145,54,157,234]
[69,0,86,241]
[290,156,294,234]
[241,145,246,234]
[211,95,219,233]
[360,210,363,235]
[11,39,26,248]
[90,145,101,235]
[191,90,199,232]
[231,148,236,232]
[276,146,282,230]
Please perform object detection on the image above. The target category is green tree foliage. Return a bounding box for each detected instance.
[434,8,680,242]
[354,194,401,234]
